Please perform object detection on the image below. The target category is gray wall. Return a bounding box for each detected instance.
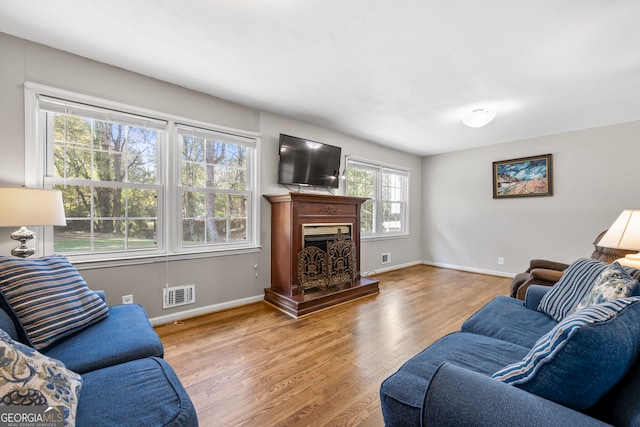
[0,32,423,323]
[422,120,640,276]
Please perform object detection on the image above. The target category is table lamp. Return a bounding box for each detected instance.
[0,187,67,257]
[598,210,640,268]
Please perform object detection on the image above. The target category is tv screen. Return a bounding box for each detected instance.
[277,134,342,188]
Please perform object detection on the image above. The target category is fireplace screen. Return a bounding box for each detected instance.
[297,228,357,295]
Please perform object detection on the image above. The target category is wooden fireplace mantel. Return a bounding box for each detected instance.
[264,192,380,317]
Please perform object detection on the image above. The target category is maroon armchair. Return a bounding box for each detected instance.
[509,230,636,300]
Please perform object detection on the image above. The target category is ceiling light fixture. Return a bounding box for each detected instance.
[462,108,496,128]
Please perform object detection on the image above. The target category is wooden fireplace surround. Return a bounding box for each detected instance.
[264,192,380,317]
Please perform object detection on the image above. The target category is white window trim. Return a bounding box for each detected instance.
[24,82,261,264]
[173,123,258,253]
[346,156,410,239]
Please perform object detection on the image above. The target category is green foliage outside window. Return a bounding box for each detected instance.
[179,134,248,246]
[51,114,158,253]
[32,87,257,259]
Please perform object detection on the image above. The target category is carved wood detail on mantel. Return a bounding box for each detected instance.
[318,206,341,215]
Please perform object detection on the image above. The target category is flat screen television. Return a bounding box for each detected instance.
[277,134,342,188]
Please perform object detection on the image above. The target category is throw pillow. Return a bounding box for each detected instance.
[493,297,640,410]
[575,262,640,311]
[0,328,81,425]
[0,255,109,350]
[537,258,638,321]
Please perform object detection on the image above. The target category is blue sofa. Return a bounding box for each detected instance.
[380,258,640,426]
[0,255,198,426]
[0,297,198,426]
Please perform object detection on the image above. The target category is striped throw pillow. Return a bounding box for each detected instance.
[537,258,622,321]
[493,297,640,410]
[0,255,108,350]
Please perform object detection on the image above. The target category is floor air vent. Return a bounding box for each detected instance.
[163,285,195,309]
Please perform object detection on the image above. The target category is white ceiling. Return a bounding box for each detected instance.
[1,1,639,156]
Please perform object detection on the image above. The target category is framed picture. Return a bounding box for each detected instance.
[493,154,553,199]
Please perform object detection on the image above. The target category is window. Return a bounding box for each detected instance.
[39,96,165,255]
[346,158,409,237]
[177,125,254,249]
[26,84,259,261]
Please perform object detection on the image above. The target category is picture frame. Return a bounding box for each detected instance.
[493,154,553,199]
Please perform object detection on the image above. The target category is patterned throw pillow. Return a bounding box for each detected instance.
[575,262,640,311]
[0,328,81,425]
[0,255,109,350]
[493,297,640,410]
[537,258,639,321]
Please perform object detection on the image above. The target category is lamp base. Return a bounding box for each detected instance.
[615,253,640,269]
[9,226,36,258]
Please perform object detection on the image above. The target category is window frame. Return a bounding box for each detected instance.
[40,94,167,257]
[24,82,261,264]
[345,157,410,239]
[174,123,257,253]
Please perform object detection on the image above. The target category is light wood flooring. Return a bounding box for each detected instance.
[155,264,510,426]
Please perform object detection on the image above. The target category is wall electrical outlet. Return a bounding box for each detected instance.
[498,257,505,265]
[122,294,134,304]
[381,252,391,264]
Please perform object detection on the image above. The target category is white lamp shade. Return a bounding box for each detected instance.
[598,210,640,251]
[0,188,67,227]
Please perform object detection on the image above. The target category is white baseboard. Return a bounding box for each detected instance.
[149,294,264,326]
[362,260,423,277]
[422,261,516,279]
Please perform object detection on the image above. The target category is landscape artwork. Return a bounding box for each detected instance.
[492,154,553,198]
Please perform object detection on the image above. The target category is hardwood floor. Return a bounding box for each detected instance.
[155,265,510,426]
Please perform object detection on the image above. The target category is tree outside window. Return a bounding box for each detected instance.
[49,111,160,253]
[179,128,251,247]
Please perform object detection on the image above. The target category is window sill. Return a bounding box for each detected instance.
[361,232,410,242]
[68,245,262,270]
